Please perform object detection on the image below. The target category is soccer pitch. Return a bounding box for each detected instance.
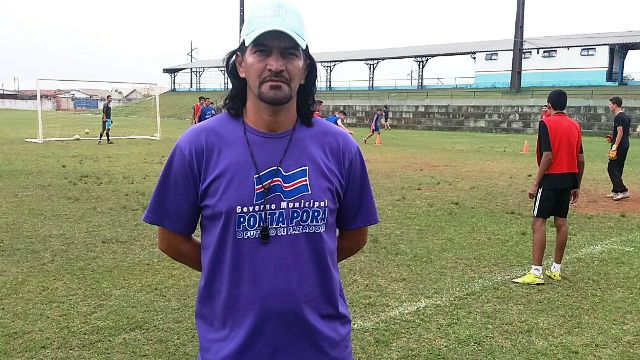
[1,108,638,359]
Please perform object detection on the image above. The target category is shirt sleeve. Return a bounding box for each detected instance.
[614,113,623,128]
[142,143,201,236]
[538,121,552,153]
[336,146,379,231]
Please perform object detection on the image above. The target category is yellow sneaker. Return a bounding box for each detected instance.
[512,272,545,285]
[545,270,561,281]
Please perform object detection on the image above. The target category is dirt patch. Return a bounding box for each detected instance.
[573,188,640,214]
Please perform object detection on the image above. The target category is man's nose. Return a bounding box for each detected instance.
[266,53,286,72]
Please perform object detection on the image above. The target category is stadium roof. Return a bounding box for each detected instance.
[163,30,640,73]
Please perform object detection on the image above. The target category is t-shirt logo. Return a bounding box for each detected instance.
[254,166,311,203]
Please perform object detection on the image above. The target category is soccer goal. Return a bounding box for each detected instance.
[25,78,162,143]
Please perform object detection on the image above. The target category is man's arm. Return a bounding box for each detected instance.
[529,152,552,199]
[102,105,106,121]
[157,227,202,271]
[572,153,585,203]
[337,119,353,134]
[337,227,368,262]
[613,126,623,147]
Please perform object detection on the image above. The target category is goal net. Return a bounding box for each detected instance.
[25,78,162,143]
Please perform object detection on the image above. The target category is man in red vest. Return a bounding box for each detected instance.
[513,89,585,285]
[540,104,550,121]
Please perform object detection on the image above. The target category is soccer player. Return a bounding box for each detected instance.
[363,108,383,144]
[540,104,550,121]
[325,110,352,134]
[98,95,114,144]
[513,89,584,285]
[313,99,324,118]
[383,105,391,130]
[143,1,378,358]
[192,96,205,125]
[198,97,216,123]
[605,96,631,201]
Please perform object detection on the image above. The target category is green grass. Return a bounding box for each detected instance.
[1,108,639,359]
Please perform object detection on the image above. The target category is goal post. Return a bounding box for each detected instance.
[25,78,162,143]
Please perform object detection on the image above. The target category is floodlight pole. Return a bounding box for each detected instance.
[240,0,245,43]
[510,0,525,92]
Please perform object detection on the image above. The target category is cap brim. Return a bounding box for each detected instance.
[243,26,307,49]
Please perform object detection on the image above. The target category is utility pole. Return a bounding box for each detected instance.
[187,41,198,90]
[510,0,525,92]
[239,0,245,43]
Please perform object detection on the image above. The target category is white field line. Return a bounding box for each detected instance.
[351,234,637,330]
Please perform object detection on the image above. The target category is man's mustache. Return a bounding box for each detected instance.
[260,75,290,86]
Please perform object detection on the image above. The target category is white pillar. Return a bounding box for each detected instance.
[155,93,161,140]
[36,79,43,143]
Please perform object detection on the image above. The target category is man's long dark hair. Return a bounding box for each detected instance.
[222,42,318,127]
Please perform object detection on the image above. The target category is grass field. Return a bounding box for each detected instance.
[1,107,639,359]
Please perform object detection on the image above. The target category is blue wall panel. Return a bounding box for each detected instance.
[474,70,615,88]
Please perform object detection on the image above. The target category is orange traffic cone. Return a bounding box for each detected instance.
[520,140,529,154]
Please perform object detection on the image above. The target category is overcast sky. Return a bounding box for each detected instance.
[3,0,640,90]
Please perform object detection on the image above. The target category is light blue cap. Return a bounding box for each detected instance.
[240,1,308,49]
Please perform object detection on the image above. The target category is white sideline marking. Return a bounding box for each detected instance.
[351,234,637,330]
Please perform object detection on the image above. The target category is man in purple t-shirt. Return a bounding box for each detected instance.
[143,1,378,359]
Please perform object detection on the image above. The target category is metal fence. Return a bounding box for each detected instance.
[318,88,640,102]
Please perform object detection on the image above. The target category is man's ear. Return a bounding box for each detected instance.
[236,52,246,79]
[300,56,309,85]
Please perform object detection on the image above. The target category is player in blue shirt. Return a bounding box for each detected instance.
[198,97,216,123]
[326,110,352,134]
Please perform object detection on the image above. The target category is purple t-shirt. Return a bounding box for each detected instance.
[143,112,378,359]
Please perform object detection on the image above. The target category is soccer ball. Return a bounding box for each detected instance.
[84,129,90,134]
[74,135,81,140]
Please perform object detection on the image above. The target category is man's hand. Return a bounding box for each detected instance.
[528,184,539,199]
[606,134,612,143]
[570,188,580,204]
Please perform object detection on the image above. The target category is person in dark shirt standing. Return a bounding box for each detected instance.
[383,105,391,130]
[99,95,114,145]
[513,89,585,285]
[606,96,631,201]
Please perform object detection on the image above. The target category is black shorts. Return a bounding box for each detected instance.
[532,186,571,219]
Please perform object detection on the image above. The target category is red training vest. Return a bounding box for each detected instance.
[536,113,581,173]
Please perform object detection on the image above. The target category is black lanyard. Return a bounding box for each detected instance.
[242,119,297,244]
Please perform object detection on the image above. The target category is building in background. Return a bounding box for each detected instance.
[162,31,640,91]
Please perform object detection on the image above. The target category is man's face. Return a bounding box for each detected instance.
[608,102,616,112]
[338,113,345,121]
[107,97,112,104]
[200,99,205,105]
[236,31,307,107]
[205,100,211,106]
[542,106,548,113]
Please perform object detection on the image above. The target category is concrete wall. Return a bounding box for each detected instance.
[324,98,640,135]
[0,99,56,111]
